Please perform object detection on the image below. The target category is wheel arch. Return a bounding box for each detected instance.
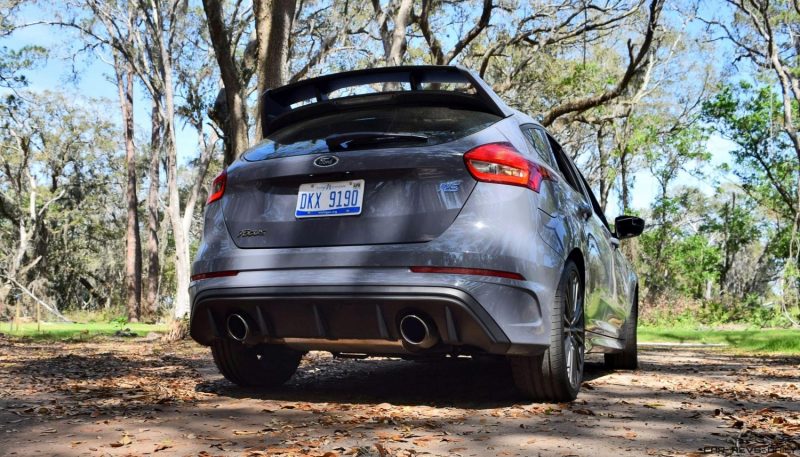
[565,248,585,286]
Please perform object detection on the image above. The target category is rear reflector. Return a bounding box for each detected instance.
[206,169,227,204]
[190,270,239,281]
[464,142,554,192]
[410,266,525,281]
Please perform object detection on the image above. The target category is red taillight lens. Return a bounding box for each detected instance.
[206,169,227,204]
[410,266,525,281]
[464,142,554,192]
[190,270,239,281]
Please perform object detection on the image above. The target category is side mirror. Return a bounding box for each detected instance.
[614,215,645,239]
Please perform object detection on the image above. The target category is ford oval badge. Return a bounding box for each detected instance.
[313,155,339,167]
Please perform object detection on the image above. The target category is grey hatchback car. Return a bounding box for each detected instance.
[189,65,645,402]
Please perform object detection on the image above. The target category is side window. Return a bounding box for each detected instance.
[577,171,612,232]
[520,126,556,168]
[546,133,583,194]
[531,128,556,165]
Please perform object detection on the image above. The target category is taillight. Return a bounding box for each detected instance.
[190,270,239,281]
[410,266,525,281]
[206,169,227,204]
[464,142,554,192]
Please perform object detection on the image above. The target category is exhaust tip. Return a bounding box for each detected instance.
[399,314,438,349]
[226,313,250,342]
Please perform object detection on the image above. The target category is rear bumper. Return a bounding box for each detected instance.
[189,271,552,356]
[191,285,514,354]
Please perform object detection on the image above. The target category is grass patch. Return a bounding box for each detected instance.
[639,326,800,354]
[1,321,168,340]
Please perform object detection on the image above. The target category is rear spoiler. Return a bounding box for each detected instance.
[260,65,514,136]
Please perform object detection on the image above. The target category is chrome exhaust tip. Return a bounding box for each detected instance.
[226,313,250,342]
[399,314,439,349]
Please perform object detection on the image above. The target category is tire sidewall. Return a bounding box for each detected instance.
[553,260,584,399]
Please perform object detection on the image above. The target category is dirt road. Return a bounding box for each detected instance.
[0,337,797,456]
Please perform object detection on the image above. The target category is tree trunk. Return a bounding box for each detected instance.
[619,147,631,213]
[0,284,10,320]
[387,0,414,65]
[252,0,273,140]
[202,0,250,166]
[596,126,610,213]
[182,128,218,237]
[153,22,191,320]
[166,124,191,320]
[254,0,296,140]
[264,0,296,88]
[144,100,161,321]
[115,57,142,322]
[719,194,737,294]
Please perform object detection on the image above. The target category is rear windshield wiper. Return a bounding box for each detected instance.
[325,132,428,151]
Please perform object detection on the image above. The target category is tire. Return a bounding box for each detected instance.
[604,290,638,369]
[510,260,585,402]
[211,340,304,388]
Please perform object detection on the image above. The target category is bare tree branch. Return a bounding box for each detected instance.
[418,0,493,65]
[541,0,664,126]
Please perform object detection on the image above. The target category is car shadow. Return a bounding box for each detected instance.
[195,353,612,409]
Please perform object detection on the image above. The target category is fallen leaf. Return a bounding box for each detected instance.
[154,443,172,452]
[375,443,390,457]
[265,447,303,454]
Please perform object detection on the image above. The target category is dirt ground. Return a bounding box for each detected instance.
[0,337,798,457]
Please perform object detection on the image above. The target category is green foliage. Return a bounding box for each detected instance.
[0,91,125,317]
[702,82,798,229]
[0,45,47,89]
[1,0,42,88]
[638,327,800,354]
[109,315,128,328]
[3,321,167,341]
[639,187,716,298]
[671,234,722,298]
[635,80,798,327]
[697,297,791,328]
[641,294,793,329]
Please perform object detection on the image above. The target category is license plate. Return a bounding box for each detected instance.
[295,179,365,218]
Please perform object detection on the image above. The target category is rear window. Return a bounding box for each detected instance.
[244,106,501,161]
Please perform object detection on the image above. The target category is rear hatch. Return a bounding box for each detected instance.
[222,105,502,248]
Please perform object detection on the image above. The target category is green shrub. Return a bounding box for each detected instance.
[641,294,793,328]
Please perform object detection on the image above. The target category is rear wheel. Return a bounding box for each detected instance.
[510,260,585,402]
[211,340,304,388]
[604,291,638,369]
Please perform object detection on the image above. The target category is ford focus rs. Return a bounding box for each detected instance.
[189,65,645,402]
